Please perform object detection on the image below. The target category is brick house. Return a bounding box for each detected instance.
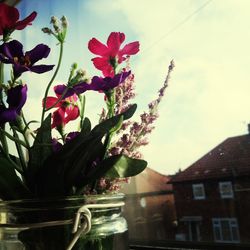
[122,167,176,242]
[170,131,250,244]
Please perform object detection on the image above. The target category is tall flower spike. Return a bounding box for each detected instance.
[88,32,139,77]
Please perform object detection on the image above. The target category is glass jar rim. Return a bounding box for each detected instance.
[0,193,124,205]
[0,193,125,212]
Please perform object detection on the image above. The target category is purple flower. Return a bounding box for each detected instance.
[0,40,54,78]
[65,132,80,143]
[52,138,62,152]
[0,85,27,125]
[52,132,80,152]
[54,71,131,98]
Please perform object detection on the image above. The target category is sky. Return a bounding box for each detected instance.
[14,0,250,175]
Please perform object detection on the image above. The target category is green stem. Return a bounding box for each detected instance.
[102,66,118,159]
[0,62,9,155]
[45,85,69,112]
[0,62,4,104]
[21,113,36,140]
[41,42,64,123]
[79,95,86,130]
[12,128,27,175]
[0,128,29,148]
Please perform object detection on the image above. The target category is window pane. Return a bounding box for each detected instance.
[221,221,231,241]
[232,226,240,242]
[214,226,221,241]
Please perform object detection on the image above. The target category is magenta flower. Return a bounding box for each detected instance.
[55,71,131,98]
[0,85,27,125]
[44,86,79,129]
[88,32,139,77]
[0,40,54,78]
[0,3,37,36]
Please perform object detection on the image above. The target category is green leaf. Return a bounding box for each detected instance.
[76,155,123,191]
[35,135,105,197]
[81,117,91,136]
[65,135,104,188]
[105,155,147,178]
[34,104,138,197]
[27,114,53,189]
[91,104,137,135]
[121,103,137,120]
[109,116,123,134]
[0,156,31,200]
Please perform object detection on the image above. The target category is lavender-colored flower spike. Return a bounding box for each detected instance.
[109,60,175,159]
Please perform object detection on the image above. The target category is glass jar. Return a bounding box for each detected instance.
[0,193,128,250]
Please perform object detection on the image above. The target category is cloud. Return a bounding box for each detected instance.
[16,0,250,175]
[102,0,250,174]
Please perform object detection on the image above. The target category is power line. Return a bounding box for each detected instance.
[142,0,213,53]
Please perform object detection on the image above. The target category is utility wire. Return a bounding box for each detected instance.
[142,0,213,54]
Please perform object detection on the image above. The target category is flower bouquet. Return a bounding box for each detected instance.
[0,2,174,250]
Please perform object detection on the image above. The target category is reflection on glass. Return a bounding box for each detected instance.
[123,125,250,249]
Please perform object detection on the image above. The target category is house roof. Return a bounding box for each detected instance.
[122,167,172,194]
[170,134,250,183]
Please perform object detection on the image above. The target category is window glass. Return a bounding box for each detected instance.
[219,182,234,198]
[212,219,240,243]
[192,184,205,200]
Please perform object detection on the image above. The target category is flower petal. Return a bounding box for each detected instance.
[0,3,19,35]
[119,41,140,59]
[52,138,62,152]
[66,132,80,143]
[102,67,114,77]
[0,106,17,125]
[1,40,24,60]
[26,44,51,64]
[13,64,29,78]
[72,82,90,95]
[7,85,27,113]
[30,64,54,74]
[52,108,65,128]
[92,57,114,76]
[88,38,109,56]
[54,84,75,99]
[44,96,61,109]
[64,105,79,124]
[107,32,125,56]
[15,11,37,30]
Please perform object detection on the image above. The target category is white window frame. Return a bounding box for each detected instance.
[212,218,240,243]
[219,181,234,199]
[192,183,205,200]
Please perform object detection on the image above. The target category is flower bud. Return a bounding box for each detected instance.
[50,16,58,25]
[50,16,60,33]
[61,16,68,29]
[41,27,52,35]
[71,63,77,70]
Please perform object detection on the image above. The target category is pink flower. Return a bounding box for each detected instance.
[0,3,37,36]
[44,86,79,128]
[88,32,139,77]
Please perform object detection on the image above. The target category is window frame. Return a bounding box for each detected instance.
[192,183,206,200]
[219,181,234,199]
[212,218,240,243]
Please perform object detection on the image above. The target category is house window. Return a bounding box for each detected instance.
[212,218,240,243]
[219,181,234,198]
[192,184,205,200]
